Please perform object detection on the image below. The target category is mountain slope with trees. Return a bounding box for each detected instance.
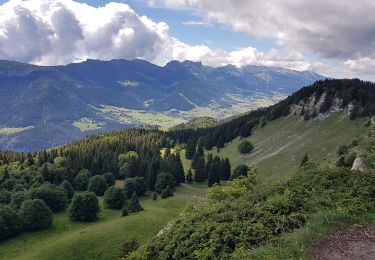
[0,78,374,259]
[0,59,324,151]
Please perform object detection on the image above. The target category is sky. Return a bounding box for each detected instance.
[0,0,374,80]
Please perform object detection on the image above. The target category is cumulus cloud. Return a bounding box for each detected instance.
[0,0,169,65]
[153,0,375,77]
[156,0,375,59]
[0,0,330,75]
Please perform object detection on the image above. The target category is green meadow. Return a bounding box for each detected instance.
[0,183,206,260]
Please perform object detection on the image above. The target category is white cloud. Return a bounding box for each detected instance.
[0,0,331,76]
[344,57,375,74]
[153,0,375,78]
[182,20,212,27]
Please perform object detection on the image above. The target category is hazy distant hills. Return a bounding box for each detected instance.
[0,59,324,151]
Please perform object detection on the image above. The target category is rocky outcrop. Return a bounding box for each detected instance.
[289,93,344,121]
[351,157,365,172]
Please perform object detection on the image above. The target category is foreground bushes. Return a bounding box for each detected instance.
[130,164,375,259]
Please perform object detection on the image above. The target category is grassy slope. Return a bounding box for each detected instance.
[208,113,369,180]
[0,183,206,260]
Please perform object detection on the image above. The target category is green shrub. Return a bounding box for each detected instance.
[231,164,249,179]
[59,180,74,200]
[68,192,99,222]
[10,191,27,209]
[74,170,91,190]
[0,190,11,204]
[19,199,52,230]
[155,173,175,194]
[104,186,125,209]
[103,172,116,187]
[238,140,254,154]
[28,183,67,212]
[160,188,174,199]
[123,177,147,198]
[121,206,129,217]
[0,204,21,239]
[336,144,348,156]
[87,175,108,196]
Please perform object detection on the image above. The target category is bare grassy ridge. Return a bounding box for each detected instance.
[209,112,369,179]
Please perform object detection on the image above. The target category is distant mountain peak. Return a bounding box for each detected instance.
[0,58,325,151]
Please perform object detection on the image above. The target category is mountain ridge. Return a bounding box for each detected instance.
[0,59,325,151]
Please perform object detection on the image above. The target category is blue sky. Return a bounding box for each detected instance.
[75,0,278,52]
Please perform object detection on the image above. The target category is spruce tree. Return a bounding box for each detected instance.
[205,154,213,178]
[300,153,309,166]
[191,153,199,169]
[194,157,206,182]
[207,159,220,187]
[186,169,193,183]
[220,158,231,180]
[216,135,225,149]
[176,154,185,183]
[185,139,196,160]
[127,191,143,213]
[196,137,205,156]
[204,134,215,150]
[146,158,159,191]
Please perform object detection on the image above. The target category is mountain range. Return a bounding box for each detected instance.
[0,59,324,151]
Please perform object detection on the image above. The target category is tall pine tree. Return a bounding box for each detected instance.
[194,156,206,182]
[220,158,231,180]
[208,158,220,187]
[196,137,205,156]
[185,139,196,160]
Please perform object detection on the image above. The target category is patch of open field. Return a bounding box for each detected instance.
[0,183,206,260]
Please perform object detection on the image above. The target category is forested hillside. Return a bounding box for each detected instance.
[0,78,374,259]
[0,59,324,151]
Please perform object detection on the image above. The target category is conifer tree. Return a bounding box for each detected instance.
[300,153,309,166]
[191,153,199,169]
[220,158,231,180]
[208,159,220,187]
[204,134,215,150]
[146,158,159,191]
[216,135,225,149]
[186,169,193,183]
[176,154,185,184]
[194,157,206,182]
[127,191,143,213]
[185,139,196,160]
[196,137,205,156]
[205,154,213,177]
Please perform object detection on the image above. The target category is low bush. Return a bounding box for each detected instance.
[238,140,254,154]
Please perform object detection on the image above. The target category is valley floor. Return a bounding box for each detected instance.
[0,182,206,260]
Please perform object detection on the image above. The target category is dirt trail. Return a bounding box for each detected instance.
[312,225,375,260]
